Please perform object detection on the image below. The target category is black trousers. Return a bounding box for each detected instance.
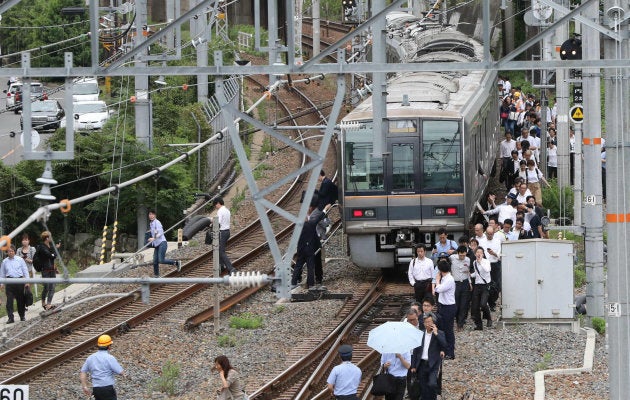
[454,280,472,327]
[413,279,432,303]
[218,230,234,272]
[93,385,117,400]
[5,283,26,321]
[471,284,491,328]
[419,360,439,400]
[384,376,407,400]
[488,261,501,308]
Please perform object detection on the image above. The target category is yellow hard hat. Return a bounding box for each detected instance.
[97,334,113,347]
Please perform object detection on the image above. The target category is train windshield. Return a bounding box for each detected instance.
[422,120,462,193]
[343,122,385,193]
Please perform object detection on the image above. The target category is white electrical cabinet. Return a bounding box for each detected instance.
[501,239,575,323]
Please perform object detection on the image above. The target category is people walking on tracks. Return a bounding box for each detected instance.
[0,245,31,323]
[470,247,492,330]
[314,169,338,240]
[327,344,362,400]
[449,246,472,330]
[36,231,59,311]
[80,334,125,400]
[410,312,447,400]
[212,198,236,275]
[147,210,181,277]
[380,350,411,400]
[214,355,247,400]
[434,259,456,360]
[408,245,435,302]
[292,203,330,290]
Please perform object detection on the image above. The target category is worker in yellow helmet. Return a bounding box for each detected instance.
[80,334,126,400]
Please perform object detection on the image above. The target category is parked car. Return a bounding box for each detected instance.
[4,82,47,114]
[61,101,112,131]
[21,100,65,132]
[72,77,101,103]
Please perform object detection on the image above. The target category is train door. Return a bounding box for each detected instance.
[385,119,421,226]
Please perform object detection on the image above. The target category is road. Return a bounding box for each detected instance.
[0,85,64,166]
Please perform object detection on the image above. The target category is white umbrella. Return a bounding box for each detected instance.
[367,321,424,354]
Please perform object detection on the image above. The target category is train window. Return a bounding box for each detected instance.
[421,120,462,193]
[343,122,384,192]
[388,119,417,133]
[392,143,415,190]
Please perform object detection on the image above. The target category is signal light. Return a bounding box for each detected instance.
[353,209,363,217]
[559,38,582,60]
[342,0,358,24]
[446,207,457,215]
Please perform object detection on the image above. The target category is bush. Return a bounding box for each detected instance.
[229,312,263,329]
[574,264,586,288]
[150,360,180,396]
[592,317,606,334]
[542,180,574,221]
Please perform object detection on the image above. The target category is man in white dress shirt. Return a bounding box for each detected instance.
[213,198,236,274]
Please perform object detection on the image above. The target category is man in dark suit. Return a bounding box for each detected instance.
[315,170,338,239]
[410,312,446,400]
[292,204,329,289]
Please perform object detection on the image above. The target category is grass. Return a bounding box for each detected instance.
[259,137,274,157]
[218,334,238,347]
[230,188,246,214]
[229,312,264,329]
[150,360,180,396]
[574,264,586,288]
[534,352,553,372]
[253,164,273,180]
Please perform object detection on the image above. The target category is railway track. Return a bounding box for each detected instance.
[0,74,337,384]
[249,279,414,399]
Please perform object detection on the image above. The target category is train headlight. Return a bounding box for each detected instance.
[352,209,375,218]
[434,207,458,216]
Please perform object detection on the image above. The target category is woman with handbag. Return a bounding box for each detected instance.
[470,247,492,331]
[408,246,435,302]
[214,355,247,400]
[37,231,59,311]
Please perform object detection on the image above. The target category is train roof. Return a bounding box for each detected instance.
[343,19,490,123]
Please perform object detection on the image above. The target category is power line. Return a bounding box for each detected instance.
[0,20,89,30]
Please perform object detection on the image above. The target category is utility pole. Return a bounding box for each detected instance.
[191,0,208,102]
[603,0,630,396]
[581,0,604,320]
[312,0,320,57]
[134,0,151,248]
[166,0,175,50]
[554,0,570,190]
[370,0,386,161]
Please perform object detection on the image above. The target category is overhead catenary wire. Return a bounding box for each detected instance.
[0,82,279,248]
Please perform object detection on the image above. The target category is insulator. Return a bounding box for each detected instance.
[227,271,269,287]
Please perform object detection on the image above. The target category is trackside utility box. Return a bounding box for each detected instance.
[500,239,577,330]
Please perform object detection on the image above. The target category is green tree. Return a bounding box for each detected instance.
[1,0,92,70]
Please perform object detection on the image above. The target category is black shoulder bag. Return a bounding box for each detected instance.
[371,369,396,396]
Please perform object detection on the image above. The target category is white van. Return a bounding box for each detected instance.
[72,78,100,102]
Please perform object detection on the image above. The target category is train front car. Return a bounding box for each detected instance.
[340,21,498,270]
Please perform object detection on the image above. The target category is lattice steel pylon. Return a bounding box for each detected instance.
[214,1,229,40]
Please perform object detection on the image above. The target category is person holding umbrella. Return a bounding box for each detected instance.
[410,312,446,400]
[327,344,361,400]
